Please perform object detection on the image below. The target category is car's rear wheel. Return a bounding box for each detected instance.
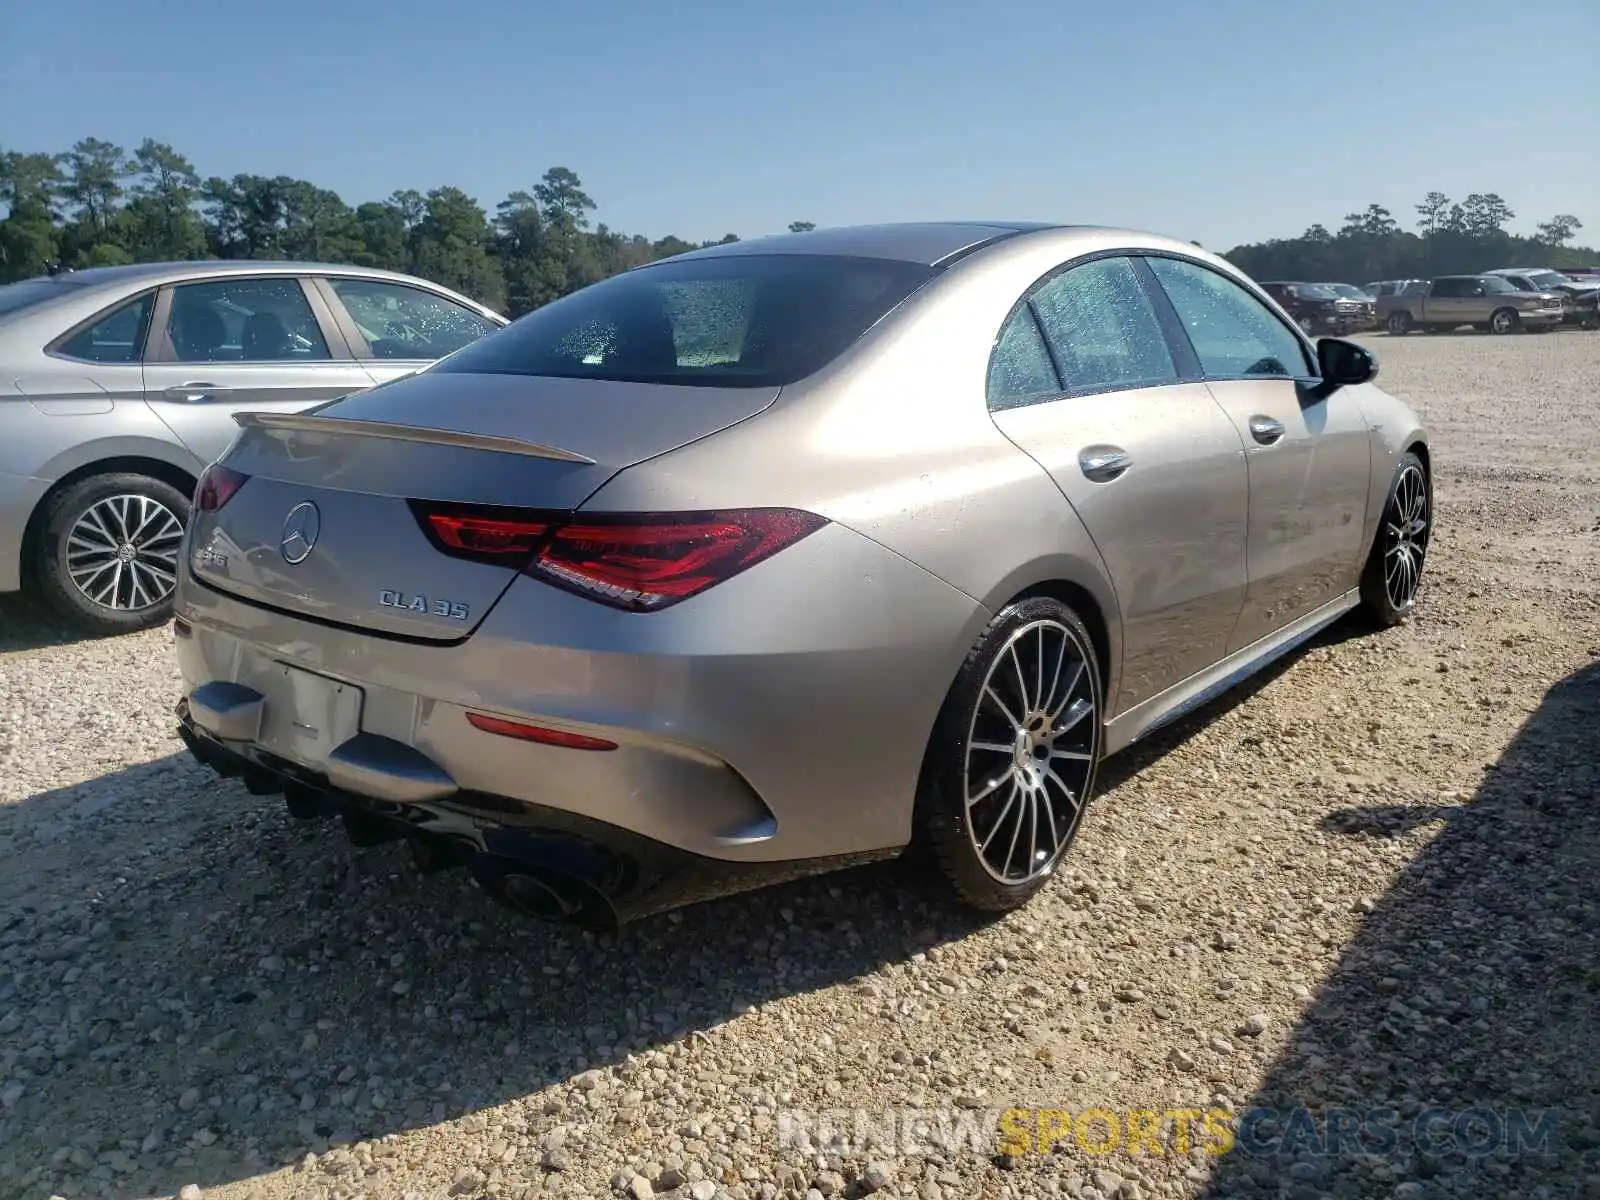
[33,472,190,635]
[1358,451,1430,628]
[1489,307,1520,335]
[914,596,1103,912]
[1385,311,1412,335]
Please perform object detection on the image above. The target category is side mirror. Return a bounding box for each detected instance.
[1317,337,1378,388]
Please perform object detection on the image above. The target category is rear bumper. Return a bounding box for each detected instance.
[172,518,989,869]
[176,701,894,926]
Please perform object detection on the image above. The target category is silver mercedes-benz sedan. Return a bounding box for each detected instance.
[0,261,506,633]
[172,222,1431,925]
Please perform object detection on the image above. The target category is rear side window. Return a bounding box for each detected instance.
[165,278,330,363]
[1028,258,1178,395]
[987,309,1060,409]
[56,293,154,363]
[435,254,937,388]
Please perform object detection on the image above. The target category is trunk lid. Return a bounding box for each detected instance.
[186,372,779,640]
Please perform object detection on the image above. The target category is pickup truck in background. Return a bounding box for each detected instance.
[1376,274,1566,335]
[1259,281,1371,335]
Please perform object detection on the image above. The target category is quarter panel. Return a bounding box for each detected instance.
[578,231,1173,712]
[1349,382,1428,554]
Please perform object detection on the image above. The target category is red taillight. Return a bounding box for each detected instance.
[466,712,617,751]
[426,511,549,560]
[529,508,828,611]
[195,464,249,512]
[408,500,827,611]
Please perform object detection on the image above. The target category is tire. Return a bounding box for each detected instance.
[1385,311,1412,335]
[1488,307,1520,335]
[913,596,1104,912]
[1358,451,1431,629]
[32,472,191,635]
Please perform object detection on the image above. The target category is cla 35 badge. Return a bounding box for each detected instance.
[378,590,470,621]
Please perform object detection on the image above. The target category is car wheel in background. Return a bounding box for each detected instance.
[1358,450,1431,628]
[915,596,1103,913]
[33,472,191,635]
[1385,311,1412,335]
[1489,308,1520,335]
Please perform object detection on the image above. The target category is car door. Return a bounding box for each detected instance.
[1425,276,1474,326]
[985,254,1249,714]
[141,275,374,465]
[1141,255,1372,653]
[310,276,503,385]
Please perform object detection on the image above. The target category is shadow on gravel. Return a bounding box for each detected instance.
[0,593,112,654]
[0,616,1371,1199]
[1200,658,1600,1199]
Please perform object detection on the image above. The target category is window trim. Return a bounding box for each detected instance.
[145,275,355,366]
[984,249,1193,412]
[45,287,161,366]
[1135,251,1320,385]
[310,274,506,362]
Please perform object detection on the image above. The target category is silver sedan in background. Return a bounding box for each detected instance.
[172,222,1432,924]
[0,261,505,633]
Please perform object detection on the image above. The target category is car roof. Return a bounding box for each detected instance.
[664,221,1078,267]
[35,260,452,291]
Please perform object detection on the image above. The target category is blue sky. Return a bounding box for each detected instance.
[5,0,1596,250]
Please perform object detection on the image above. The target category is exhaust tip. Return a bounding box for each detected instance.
[500,871,585,920]
[341,810,403,848]
[284,783,329,821]
[470,857,616,928]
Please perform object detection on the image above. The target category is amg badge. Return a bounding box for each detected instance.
[379,590,470,621]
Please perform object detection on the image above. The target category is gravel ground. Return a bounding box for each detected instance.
[1,331,1597,1200]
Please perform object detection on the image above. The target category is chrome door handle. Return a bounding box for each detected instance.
[1248,416,1285,445]
[1079,445,1132,482]
[164,382,229,402]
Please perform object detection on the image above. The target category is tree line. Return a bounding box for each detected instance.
[2,137,1594,316]
[0,137,825,316]
[1223,194,1592,285]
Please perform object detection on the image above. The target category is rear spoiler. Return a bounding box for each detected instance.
[231,411,597,465]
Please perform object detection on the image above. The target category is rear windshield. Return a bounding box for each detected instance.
[434,253,938,388]
[0,277,81,318]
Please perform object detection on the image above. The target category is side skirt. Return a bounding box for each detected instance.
[1102,589,1359,756]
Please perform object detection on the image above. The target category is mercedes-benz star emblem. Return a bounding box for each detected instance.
[279,501,321,565]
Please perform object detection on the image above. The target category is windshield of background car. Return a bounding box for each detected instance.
[1330,285,1366,298]
[1527,271,1570,289]
[0,277,81,318]
[433,253,939,388]
[1296,284,1339,299]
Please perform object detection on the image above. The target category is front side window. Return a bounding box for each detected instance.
[435,253,936,388]
[55,293,154,364]
[165,278,330,363]
[328,278,498,361]
[1144,257,1310,379]
[1482,276,1520,295]
[1028,258,1178,394]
